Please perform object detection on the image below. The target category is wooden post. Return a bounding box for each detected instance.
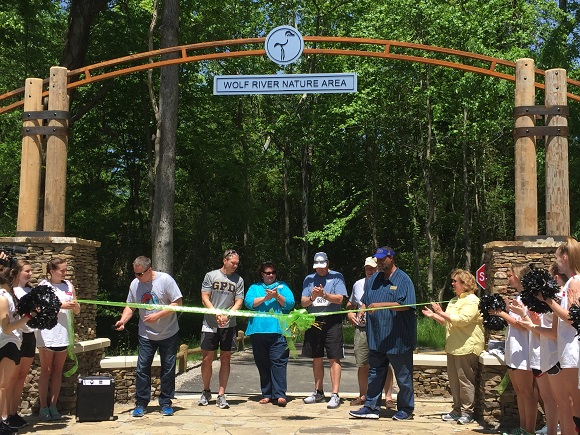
[177,343,188,374]
[514,59,538,238]
[17,78,43,233]
[43,67,69,234]
[545,68,570,237]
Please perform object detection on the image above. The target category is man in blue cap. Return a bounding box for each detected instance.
[301,252,348,409]
[349,246,417,421]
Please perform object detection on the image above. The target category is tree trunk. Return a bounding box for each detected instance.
[301,140,313,277]
[60,0,109,70]
[462,107,472,271]
[423,73,435,294]
[282,139,291,263]
[151,0,179,273]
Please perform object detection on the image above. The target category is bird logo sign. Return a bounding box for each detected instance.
[265,26,304,66]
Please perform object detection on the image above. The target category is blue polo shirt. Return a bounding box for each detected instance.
[362,268,417,354]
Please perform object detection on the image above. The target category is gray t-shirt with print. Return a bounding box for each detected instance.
[201,268,245,331]
[127,271,182,340]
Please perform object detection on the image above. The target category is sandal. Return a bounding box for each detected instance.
[276,398,287,407]
[259,397,271,404]
[350,396,365,406]
[385,399,396,409]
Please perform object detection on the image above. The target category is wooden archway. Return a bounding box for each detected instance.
[0,36,577,236]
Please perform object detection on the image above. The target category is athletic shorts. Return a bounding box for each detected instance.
[44,346,67,352]
[353,327,369,367]
[201,327,237,352]
[301,316,344,360]
[0,342,20,365]
[20,332,36,358]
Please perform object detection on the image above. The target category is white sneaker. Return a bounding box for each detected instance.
[327,393,340,409]
[303,391,325,404]
[216,394,230,409]
[198,390,211,406]
[535,424,561,434]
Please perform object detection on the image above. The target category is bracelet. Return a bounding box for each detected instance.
[522,314,528,319]
[323,292,327,299]
[310,295,314,301]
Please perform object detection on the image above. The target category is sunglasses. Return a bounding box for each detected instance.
[262,271,276,275]
[224,249,238,258]
[134,267,151,277]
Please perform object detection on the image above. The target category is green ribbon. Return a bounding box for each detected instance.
[75,298,449,358]
[496,371,510,395]
[63,312,78,377]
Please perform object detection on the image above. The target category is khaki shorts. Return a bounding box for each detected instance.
[353,327,369,367]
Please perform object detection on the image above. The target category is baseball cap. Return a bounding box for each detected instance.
[364,257,377,268]
[313,252,328,269]
[374,247,395,259]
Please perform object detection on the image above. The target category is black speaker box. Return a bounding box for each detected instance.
[76,375,115,422]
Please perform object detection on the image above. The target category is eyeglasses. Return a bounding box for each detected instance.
[134,267,151,277]
[451,278,461,283]
[262,271,276,275]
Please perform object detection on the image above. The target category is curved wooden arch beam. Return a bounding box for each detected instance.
[2,36,580,114]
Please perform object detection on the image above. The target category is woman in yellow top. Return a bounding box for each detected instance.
[422,269,484,425]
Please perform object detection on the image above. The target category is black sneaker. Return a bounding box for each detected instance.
[0,421,17,434]
[6,415,27,429]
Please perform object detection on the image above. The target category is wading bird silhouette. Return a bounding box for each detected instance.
[273,30,295,61]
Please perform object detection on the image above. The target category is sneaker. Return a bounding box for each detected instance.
[161,406,174,416]
[5,414,27,429]
[457,415,474,425]
[198,390,211,406]
[132,405,145,417]
[39,407,51,420]
[0,422,16,435]
[48,406,62,420]
[441,411,461,421]
[535,424,560,434]
[303,391,325,404]
[327,393,340,409]
[349,406,380,419]
[392,410,412,421]
[216,394,229,409]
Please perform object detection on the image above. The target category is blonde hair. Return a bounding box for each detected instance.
[557,237,580,275]
[451,269,477,294]
[511,264,531,281]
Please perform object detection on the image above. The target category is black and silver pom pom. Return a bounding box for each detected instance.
[520,266,561,314]
[478,293,508,331]
[17,284,62,330]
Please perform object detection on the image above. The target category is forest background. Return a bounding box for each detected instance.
[1,0,580,350]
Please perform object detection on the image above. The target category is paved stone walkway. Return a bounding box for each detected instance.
[15,346,506,434]
[16,395,495,434]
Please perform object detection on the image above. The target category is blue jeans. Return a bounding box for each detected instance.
[250,333,289,399]
[135,332,178,407]
[365,349,414,414]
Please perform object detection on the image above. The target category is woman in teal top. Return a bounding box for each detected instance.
[244,261,295,406]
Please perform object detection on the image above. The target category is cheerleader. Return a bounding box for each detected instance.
[0,260,36,435]
[6,260,34,429]
[491,265,537,434]
[35,258,80,420]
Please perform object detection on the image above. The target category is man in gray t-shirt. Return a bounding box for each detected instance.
[115,256,182,417]
[198,249,244,409]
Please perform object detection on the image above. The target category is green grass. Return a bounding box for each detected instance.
[417,316,446,350]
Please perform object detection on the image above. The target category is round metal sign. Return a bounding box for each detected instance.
[265,26,304,66]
